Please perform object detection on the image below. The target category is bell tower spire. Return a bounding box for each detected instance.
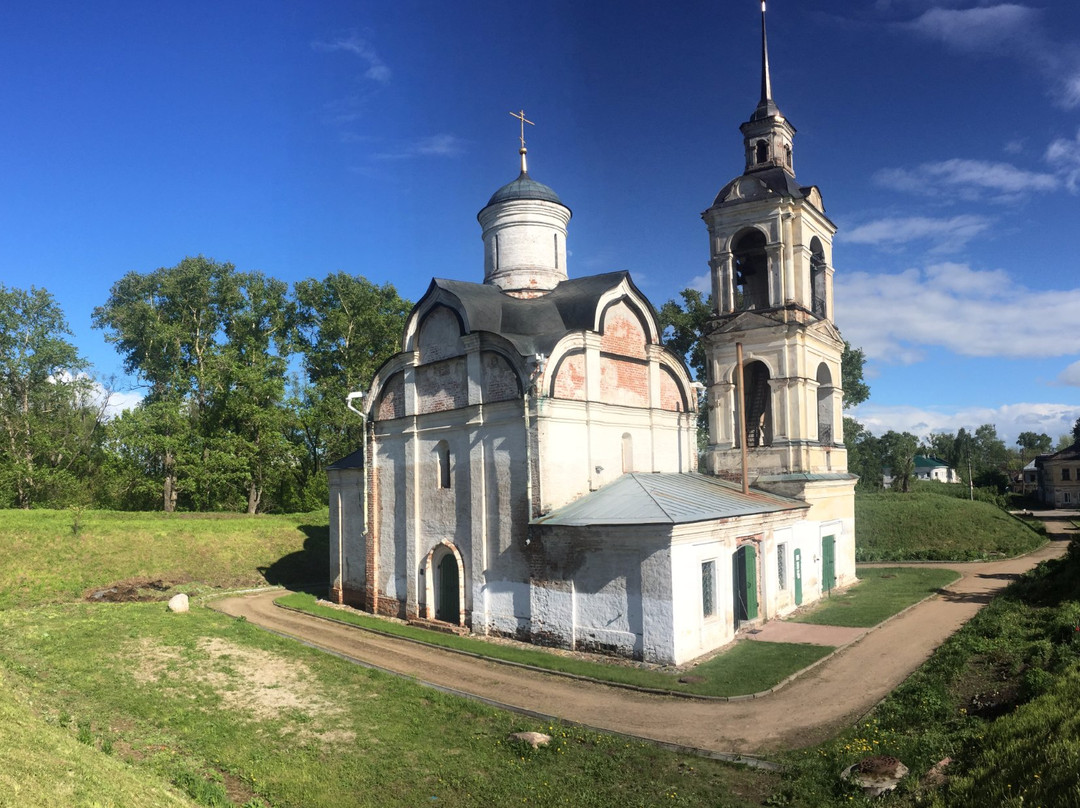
[756,1,779,121]
[741,1,794,174]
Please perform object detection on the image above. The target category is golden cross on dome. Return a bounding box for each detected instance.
[509,109,535,151]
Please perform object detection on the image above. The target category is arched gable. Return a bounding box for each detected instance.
[416,304,465,362]
[599,299,649,359]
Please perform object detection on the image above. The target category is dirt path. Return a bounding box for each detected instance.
[211,515,1074,756]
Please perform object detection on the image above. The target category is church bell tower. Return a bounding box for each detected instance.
[701,2,850,494]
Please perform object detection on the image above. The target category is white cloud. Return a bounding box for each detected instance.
[373,134,467,160]
[1058,360,1080,387]
[1045,129,1080,192]
[102,388,143,419]
[687,272,711,294]
[907,5,1040,53]
[837,263,1080,362]
[849,401,1080,444]
[842,214,991,251]
[312,35,391,83]
[874,158,1058,201]
[903,4,1080,110]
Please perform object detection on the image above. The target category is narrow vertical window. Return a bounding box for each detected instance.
[554,233,559,269]
[436,441,451,489]
[702,560,716,617]
[493,234,499,270]
[621,433,634,473]
[777,543,788,589]
[755,139,768,164]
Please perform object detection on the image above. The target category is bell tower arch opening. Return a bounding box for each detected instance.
[738,360,772,449]
[810,237,827,318]
[732,229,770,311]
[816,362,835,447]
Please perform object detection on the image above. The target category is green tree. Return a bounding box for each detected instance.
[0,285,102,508]
[844,416,883,491]
[658,289,711,381]
[841,341,870,409]
[1016,431,1053,466]
[293,273,410,474]
[1073,416,1080,445]
[881,430,919,493]
[94,257,300,512]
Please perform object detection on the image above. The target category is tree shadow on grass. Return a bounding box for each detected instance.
[258,523,329,597]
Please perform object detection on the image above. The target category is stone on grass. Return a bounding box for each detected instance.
[842,754,909,797]
[167,593,189,613]
[508,731,551,749]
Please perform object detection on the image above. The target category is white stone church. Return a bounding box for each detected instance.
[328,9,856,666]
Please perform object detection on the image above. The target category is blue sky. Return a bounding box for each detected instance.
[1,1,1078,445]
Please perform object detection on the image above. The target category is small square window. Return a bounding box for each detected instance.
[702,561,716,618]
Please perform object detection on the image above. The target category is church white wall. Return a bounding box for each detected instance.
[525,525,676,663]
[537,399,695,511]
[328,466,365,605]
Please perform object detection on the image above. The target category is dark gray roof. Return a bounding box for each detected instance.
[327,448,365,470]
[711,166,812,208]
[532,472,806,527]
[481,170,566,211]
[1047,441,1080,461]
[423,271,654,357]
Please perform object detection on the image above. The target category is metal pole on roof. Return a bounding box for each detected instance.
[736,343,750,495]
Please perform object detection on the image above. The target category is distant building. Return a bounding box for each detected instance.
[914,456,960,484]
[882,456,959,489]
[1035,443,1080,508]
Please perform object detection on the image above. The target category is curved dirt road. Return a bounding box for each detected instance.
[212,516,1074,756]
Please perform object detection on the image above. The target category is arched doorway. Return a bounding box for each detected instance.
[423,542,465,626]
[436,553,459,623]
[738,360,772,448]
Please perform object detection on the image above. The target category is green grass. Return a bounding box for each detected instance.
[791,567,961,628]
[0,602,777,808]
[0,509,328,609]
[0,671,201,808]
[855,492,1046,561]
[277,592,831,697]
[772,538,1080,807]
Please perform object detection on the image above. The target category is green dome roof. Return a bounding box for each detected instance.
[484,171,564,208]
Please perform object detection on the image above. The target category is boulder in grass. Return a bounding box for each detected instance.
[508,731,551,749]
[167,593,189,613]
[842,755,909,797]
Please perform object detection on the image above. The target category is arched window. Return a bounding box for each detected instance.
[622,433,634,473]
[732,229,770,311]
[784,144,792,168]
[435,441,451,489]
[810,238,827,318]
[755,139,768,164]
[816,363,834,447]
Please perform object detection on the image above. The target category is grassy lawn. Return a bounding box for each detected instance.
[278,592,832,697]
[0,602,776,808]
[790,567,961,628]
[772,539,1080,806]
[0,671,200,808]
[0,509,328,609]
[855,492,1045,562]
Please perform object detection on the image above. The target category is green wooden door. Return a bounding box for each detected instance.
[732,545,758,627]
[794,548,803,606]
[436,554,459,623]
[822,535,836,594]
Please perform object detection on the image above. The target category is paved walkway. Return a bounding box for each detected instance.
[211,514,1075,756]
